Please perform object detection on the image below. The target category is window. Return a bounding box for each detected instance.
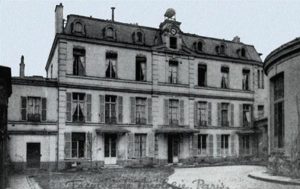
[221,135,229,155]
[73,48,85,76]
[272,73,284,148]
[170,37,177,49]
[258,105,264,118]
[221,66,229,89]
[135,134,147,158]
[136,98,146,124]
[241,48,246,57]
[221,103,229,127]
[105,95,117,124]
[198,64,207,87]
[136,56,146,81]
[105,27,114,39]
[169,99,179,125]
[241,135,250,155]
[168,60,178,84]
[216,44,226,54]
[71,133,86,158]
[196,102,207,126]
[242,69,250,90]
[72,93,85,122]
[258,69,265,89]
[261,70,264,89]
[198,134,207,155]
[21,96,47,122]
[196,41,203,52]
[243,104,251,127]
[74,22,83,33]
[137,32,143,43]
[105,52,117,78]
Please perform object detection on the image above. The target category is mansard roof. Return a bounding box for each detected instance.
[63,14,262,63]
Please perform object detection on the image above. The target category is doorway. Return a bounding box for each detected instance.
[104,134,117,164]
[26,143,41,168]
[167,135,179,163]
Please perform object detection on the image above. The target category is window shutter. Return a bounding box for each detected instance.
[180,100,185,125]
[231,135,235,156]
[118,96,123,123]
[230,103,234,127]
[194,101,198,127]
[239,104,243,127]
[208,102,212,126]
[239,136,243,156]
[127,133,135,159]
[99,95,105,123]
[130,97,136,124]
[217,134,221,156]
[147,132,155,157]
[86,94,92,122]
[154,135,159,157]
[192,134,198,156]
[208,134,214,156]
[64,132,71,159]
[217,103,221,126]
[147,98,152,124]
[66,93,72,122]
[164,99,169,125]
[41,98,47,121]
[21,96,27,121]
[86,132,92,159]
[250,105,254,127]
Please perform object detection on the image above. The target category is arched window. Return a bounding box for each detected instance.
[106,27,114,38]
[220,44,225,54]
[241,48,246,57]
[74,22,83,33]
[197,41,203,51]
[137,32,143,43]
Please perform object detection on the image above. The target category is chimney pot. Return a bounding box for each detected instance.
[233,36,241,43]
[55,3,64,34]
[19,55,25,78]
[111,7,115,22]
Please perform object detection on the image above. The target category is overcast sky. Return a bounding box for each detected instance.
[1,0,299,77]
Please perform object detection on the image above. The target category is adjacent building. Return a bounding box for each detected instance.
[7,5,268,170]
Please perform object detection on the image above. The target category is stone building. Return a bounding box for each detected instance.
[7,4,268,170]
[264,37,300,158]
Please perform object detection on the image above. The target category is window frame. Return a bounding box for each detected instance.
[169,36,177,49]
[169,99,179,125]
[198,134,207,155]
[105,95,117,124]
[73,48,86,76]
[198,64,207,87]
[168,60,179,84]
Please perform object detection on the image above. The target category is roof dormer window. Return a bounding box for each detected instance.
[216,44,226,55]
[170,37,177,49]
[74,22,83,33]
[237,47,247,58]
[71,20,85,35]
[132,30,145,44]
[194,40,204,53]
[103,25,116,40]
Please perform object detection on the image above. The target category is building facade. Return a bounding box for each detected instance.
[264,37,300,158]
[7,5,268,170]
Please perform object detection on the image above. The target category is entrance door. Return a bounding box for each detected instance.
[167,135,179,163]
[104,134,117,164]
[26,143,40,168]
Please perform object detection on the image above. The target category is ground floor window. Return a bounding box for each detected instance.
[241,135,250,155]
[72,133,86,158]
[134,134,147,158]
[221,135,229,155]
[198,134,207,155]
[64,132,92,159]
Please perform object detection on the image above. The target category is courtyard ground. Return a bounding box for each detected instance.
[167,165,300,189]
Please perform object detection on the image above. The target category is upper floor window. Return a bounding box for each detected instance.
[105,52,117,78]
[168,60,178,84]
[21,96,47,122]
[66,92,91,123]
[71,21,85,35]
[198,134,207,155]
[258,105,264,118]
[136,97,147,124]
[196,101,207,126]
[198,64,207,87]
[221,103,229,127]
[242,104,251,127]
[74,22,83,33]
[169,99,179,125]
[164,99,184,125]
[242,69,250,90]
[170,37,177,49]
[195,41,203,52]
[136,56,146,81]
[241,48,246,57]
[134,134,147,158]
[258,69,265,89]
[216,44,226,55]
[221,66,229,89]
[105,95,117,124]
[73,48,86,76]
[103,26,116,40]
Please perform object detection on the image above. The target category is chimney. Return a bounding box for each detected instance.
[55,3,64,34]
[232,36,240,43]
[111,7,115,22]
[19,55,25,78]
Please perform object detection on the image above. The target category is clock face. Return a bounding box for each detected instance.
[170,28,177,35]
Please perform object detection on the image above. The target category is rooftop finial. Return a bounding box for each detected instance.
[164,8,176,20]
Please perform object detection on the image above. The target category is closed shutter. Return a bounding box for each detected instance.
[118,96,123,123]
[66,93,72,122]
[154,135,159,157]
[99,95,105,123]
[194,101,198,127]
[250,104,254,127]
[231,135,235,156]
[192,134,198,156]
[130,97,136,124]
[41,98,47,121]
[230,103,234,127]
[208,102,212,126]
[86,132,92,159]
[239,136,243,156]
[147,132,155,157]
[217,134,221,156]
[21,97,27,121]
[164,99,169,125]
[239,104,243,127]
[86,94,92,122]
[217,103,221,126]
[180,100,185,125]
[147,98,152,124]
[64,132,71,159]
[127,133,135,159]
[208,134,214,156]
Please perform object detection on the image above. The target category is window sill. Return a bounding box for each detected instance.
[158,82,189,88]
[194,86,254,93]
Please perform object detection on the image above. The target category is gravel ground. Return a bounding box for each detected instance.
[167,165,300,189]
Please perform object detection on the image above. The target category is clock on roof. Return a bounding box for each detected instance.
[170,28,177,35]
